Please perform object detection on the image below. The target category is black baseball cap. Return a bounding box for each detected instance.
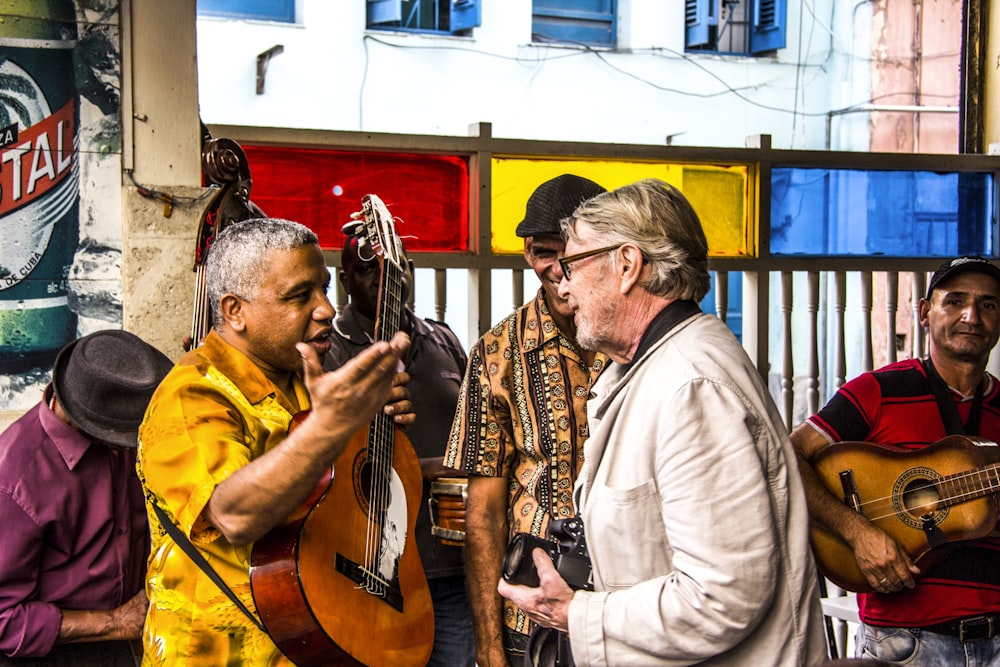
[926,256,1000,299]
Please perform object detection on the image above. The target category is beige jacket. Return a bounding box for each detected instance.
[567,313,827,666]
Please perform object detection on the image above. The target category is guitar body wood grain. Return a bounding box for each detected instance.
[810,435,1000,592]
[250,425,433,666]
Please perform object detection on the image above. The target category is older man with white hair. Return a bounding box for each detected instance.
[499,178,826,666]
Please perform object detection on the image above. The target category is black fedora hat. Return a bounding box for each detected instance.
[515,174,607,238]
[926,256,1000,299]
[52,330,173,448]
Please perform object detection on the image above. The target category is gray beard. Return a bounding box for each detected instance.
[575,298,618,354]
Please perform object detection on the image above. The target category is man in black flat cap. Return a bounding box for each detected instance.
[791,255,1000,666]
[445,174,609,665]
[0,330,172,665]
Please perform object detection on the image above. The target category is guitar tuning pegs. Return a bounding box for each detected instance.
[342,219,364,236]
[356,236,375,261]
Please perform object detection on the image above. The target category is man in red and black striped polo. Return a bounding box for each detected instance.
[792,255,1000,666]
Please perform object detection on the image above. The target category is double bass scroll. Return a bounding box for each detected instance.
[190,128,266,347]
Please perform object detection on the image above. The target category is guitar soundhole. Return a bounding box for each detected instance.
[902,479,939,516]
[893,467,947,530]
[351,452,392,516]
[352,451,371,515]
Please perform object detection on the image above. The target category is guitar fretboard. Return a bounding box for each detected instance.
[939,463,1000,508]
[360,194,407,593]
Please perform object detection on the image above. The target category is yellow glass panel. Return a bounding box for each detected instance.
[682,166,751,257]
[491,158,751,257]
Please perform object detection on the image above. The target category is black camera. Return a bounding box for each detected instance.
[502,517,593,591]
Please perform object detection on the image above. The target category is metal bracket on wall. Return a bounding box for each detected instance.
[256,45,284,95]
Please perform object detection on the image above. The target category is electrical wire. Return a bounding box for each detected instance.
[125,169,219,206]
[361,30,951,121]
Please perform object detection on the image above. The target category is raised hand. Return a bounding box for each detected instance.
[296,331,411,443]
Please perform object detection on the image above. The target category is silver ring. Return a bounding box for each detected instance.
[879,576,888,584]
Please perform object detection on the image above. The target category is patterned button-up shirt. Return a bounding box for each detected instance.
[445,289,607,638]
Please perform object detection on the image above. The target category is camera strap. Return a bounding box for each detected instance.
[526,626,576,667]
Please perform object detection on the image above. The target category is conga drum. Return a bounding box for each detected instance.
[429,477,468,546]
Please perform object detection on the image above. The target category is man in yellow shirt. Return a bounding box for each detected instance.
[137,218,412,666]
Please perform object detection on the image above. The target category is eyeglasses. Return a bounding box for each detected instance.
[559,244,623,279]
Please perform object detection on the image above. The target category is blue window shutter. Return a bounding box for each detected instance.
[685,0,712,48]
[749,0,786,53]
[532,0,615,47]
[535,0,609,10]
[368,0,401,25]
[450,0,481,32]
[198,0,295,22]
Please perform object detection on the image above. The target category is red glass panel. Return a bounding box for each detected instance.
[241,145,470,252]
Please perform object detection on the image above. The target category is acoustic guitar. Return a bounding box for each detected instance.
[250,194,433,666]
[810,434,1000,592]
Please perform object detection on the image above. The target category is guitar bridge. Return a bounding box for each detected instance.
[839,470,862,513]
[335,553,404,612]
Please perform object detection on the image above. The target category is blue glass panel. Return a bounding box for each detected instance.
[701,272,743,341]
[368,0,480,33]
[770,168,996,257]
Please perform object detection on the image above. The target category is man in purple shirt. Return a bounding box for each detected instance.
[0,330,172,665]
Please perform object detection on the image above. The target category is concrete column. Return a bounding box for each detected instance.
[121,0,210,360]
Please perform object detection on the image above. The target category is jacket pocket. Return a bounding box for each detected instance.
[588,478,670,588]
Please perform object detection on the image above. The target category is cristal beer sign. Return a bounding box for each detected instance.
[0,0,80,372]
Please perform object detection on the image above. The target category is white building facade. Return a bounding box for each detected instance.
[196,0,867,151]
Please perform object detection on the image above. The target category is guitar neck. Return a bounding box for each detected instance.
[367,240,406,486]
[939,463,1000,507]
[374,259,405,343]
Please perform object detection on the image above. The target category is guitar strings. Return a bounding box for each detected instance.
[191,267,210,345]
[361,205,406,596]
[361,201,385,591]
[368,257,403,591]
[834,464,1000,523]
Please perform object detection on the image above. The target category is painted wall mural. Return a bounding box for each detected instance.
[0,0,122,412]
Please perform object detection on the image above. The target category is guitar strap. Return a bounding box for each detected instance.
[922,357,984,436]
[150,501,267,634]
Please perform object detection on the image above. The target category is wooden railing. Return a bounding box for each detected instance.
[331,262,959,434]
[214,122,999,429]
